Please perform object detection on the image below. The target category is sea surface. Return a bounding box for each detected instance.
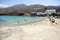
[0,16,45,26]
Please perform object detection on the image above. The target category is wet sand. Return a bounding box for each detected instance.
[0,18,60,40]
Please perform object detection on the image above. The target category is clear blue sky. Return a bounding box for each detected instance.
[0,0,60,8]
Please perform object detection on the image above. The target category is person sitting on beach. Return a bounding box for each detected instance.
[49,16,57,25]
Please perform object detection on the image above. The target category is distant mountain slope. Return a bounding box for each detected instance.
[56,6,60,12]
[0,4,60,15]
[0,8,3,9]
[5,4,27,12]
[46,6,56,9]
[6,4,45,11]
[28,4,45,10]
[7,4,27,10]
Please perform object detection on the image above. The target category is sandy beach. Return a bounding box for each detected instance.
[0,18,60,40]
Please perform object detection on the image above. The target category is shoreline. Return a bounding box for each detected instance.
[0,17,46,27]
[0,18,60,40]
[0,17,60,28]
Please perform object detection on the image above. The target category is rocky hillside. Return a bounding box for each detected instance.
[0,4,60,15]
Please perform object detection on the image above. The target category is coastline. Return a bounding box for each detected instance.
[0,17,46,27]
[0,18,60,40]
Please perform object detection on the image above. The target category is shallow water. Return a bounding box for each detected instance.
[0,16,45,26]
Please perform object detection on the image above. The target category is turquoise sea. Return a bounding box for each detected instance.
[0,16,45,26]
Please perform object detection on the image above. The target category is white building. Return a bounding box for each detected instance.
[45,9,56,15]
[37,12,46,15]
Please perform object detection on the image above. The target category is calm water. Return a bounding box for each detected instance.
[0,16,45,26]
